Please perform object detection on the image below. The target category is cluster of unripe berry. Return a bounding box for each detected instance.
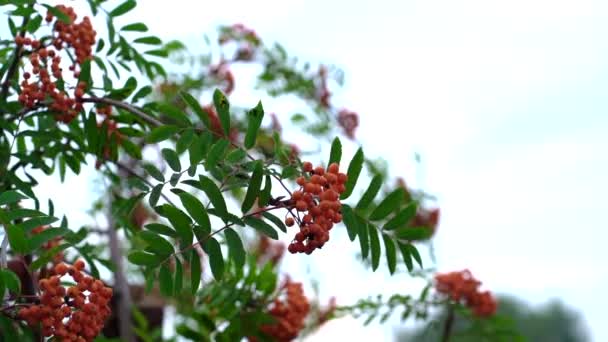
[18,260,112,342]
[434,269,497,318]
[16,5,96,123]
[285,162,347,254]
[257,280,310,342]
[32,225,64,264]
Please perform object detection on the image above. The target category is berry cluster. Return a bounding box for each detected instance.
[32,225,63,264]
[286,162,347,254]
[18,261,113,341]
[258,280,310,342]
[337,108,359,139]
[434,269,497,317]
[17,5,96,123]
[317,65,331,108]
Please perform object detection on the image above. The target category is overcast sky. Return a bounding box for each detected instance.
[10,0,608,340]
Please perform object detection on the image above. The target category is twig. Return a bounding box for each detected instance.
[79,97,163,127]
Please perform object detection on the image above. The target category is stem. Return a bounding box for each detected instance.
[80,96,163,127]
[441,305,455,342]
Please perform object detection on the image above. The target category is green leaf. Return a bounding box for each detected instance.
[147,125,180,143]
[189,132,211,166]
[368,225,381,271]
[405,243,423,268]
[244,101,264,149]
[0,190,27,206]
[356,175,383,211]
[134,36,162,45]
[6,225,26,254]
[128,251,162,266]
[176,128,195,154]
[382,234,397,275]
[139,231,174,256]
[132,85,152,102]
[205,139,229,170]
[149,184,163,207]
[198,176,227,218]
[395,226,432,241]
[143,163,164,182]
[328,137,342,165]
[261,212,287,233]
[258,175,272,207]
[121,22,148,32]
[181,92,210,129]
[15,216,58,233]
[243,217,278,240]
[78,59,91,89]
[1,208,45,222]
[0,269,20,294]
[159,263,173,297]
[398,243,413,272]
[383,202,417,230]
[203,238,224,280]
[224,228,245,268]
[213,89,230,136]
[369,188,405,221]
[27,228,68,253]
[178,192,210,229]
[356,217,369,259]
[174,257,183,295]
[241,161,263,213]
[190,249,201,294]
[225,149,247,164]
[43,4,71,23]
[156,103,191,126]
[162,148,181,172]
[160,205,193,245]
[26,15,42,33]
[145,223,178,238]
[340,148,364,200]
[109,0,136,17]
[340,204,359,241]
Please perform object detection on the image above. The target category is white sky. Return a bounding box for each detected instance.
[6,0,608,340]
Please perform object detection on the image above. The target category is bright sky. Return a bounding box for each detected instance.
[6,0,608,340]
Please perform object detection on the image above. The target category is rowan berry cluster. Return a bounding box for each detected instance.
[16,5,96,123]
[337,108,359,139]
[209,62,235,95]
[258,280,310,342]
[434,269,497,317]
[218,23,261,62]
[286,162,347,254]
[18,260,112,341]
[32,225,63,264]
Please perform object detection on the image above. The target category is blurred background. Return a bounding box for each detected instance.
[30,0,608,340]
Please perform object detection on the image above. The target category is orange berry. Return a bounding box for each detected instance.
[302,162,313,172]
[328,163,339,174]
[285,217,295,227]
